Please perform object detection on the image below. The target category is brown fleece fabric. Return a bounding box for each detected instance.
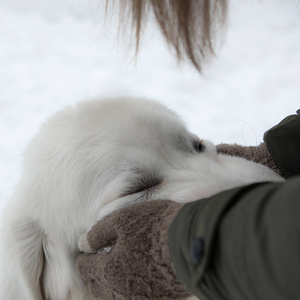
[76,200,192,300]
[217,142,281,175]
[76,142,281,299]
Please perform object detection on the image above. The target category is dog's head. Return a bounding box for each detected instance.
[4,97,283,300]
[58,97,282,221]
[21,97,282,233]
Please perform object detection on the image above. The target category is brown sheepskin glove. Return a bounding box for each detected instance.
[217,142,281,176]
[76,200,193,300]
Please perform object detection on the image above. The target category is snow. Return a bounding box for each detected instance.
[0,1,299,210]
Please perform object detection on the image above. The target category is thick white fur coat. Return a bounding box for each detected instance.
[0,98,283,300]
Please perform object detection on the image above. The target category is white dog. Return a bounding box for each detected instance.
[1,97,283,300]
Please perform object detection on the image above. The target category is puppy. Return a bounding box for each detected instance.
[0,97,283,300]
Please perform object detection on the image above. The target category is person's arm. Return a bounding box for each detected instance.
[169,178,300,300]
[76,179,300,300]
[76,111,300,299]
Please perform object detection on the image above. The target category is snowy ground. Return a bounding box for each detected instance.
[0,0,299,211]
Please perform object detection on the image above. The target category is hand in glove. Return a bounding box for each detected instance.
[217,142,281,175]
[76,200,192,300]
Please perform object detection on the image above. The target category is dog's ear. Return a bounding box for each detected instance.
[12,218,45,299]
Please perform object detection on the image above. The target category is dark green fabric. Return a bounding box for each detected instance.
[169,178,300,300]
[168,111,300,299]
[264,111,300,178]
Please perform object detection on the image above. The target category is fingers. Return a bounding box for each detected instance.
[75,250,110,281]
[76,250,125,300]
[76,253,97,281]
[78,215,117,253]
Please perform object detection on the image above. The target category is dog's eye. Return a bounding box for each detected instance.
[123,176,162,197]
[193,139,205,153]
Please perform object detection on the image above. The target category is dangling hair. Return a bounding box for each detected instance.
[106,0,228,71]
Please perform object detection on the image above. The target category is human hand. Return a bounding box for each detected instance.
[76,200,192,300]
[217,142,281,175]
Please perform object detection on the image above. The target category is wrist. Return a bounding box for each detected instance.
[159,201,184,273]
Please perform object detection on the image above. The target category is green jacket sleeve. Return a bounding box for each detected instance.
[169,178,300,300]
[264,110,300,178]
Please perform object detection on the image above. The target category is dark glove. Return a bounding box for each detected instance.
[76,200,193,300]
[264,110,300,178]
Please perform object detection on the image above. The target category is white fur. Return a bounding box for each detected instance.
[0,97,283,300]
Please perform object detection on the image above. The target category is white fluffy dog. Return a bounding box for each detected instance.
[1,97,283,300]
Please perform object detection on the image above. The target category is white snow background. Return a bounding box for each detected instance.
[0,0,299,212]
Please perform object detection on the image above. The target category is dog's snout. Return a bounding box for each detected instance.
[202,140,217,154]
